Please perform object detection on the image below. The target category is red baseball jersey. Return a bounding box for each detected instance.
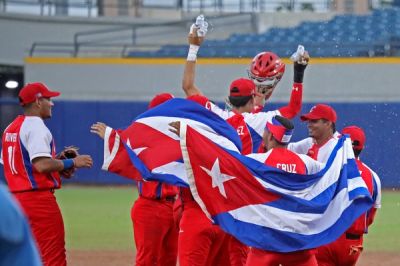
[248,147,323,175]
[347,158,381,235]
[1,115,60,193]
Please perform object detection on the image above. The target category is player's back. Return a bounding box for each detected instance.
[248,147,323,175]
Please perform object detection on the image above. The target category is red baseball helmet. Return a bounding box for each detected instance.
[248,52,285,88]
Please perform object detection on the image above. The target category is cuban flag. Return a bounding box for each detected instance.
[179,123,373,252]
[102,98,241,186]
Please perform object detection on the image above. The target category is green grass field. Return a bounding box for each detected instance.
[57,186,137,251]
[57,186,400,253]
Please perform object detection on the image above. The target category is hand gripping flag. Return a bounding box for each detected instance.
[101,98,242,186]
[179,124,373,252]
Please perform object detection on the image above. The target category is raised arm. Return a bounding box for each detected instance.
[279,50,310,119]
[182,17,207,97]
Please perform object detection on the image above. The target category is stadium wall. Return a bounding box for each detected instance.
[0,100,398,188]
[1,57,399,188]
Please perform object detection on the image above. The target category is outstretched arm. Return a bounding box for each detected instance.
[278,83,303,119]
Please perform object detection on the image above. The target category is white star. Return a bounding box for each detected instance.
[126,139,147,155]
[293,86,299,91]
[200,158,236,198]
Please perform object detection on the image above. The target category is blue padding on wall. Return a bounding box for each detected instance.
[1,100,398,188]
[46,101,148,185]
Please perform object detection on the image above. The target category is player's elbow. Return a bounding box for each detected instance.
[32,157,55,173]
[182,79,193,95]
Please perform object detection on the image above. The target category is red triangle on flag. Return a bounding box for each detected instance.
[121,122,182,170]
[184,126,280,216]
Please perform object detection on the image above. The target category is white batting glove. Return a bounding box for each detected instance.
[290,45,308,65]
[189,14,208,37]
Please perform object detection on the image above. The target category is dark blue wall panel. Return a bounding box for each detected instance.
[1,100,399,188]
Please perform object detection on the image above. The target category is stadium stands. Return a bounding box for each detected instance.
[128,8,400,58]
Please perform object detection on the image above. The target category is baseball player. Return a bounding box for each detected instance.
[245,115,323,266]
[316,125,382,266]
[1,82,93,266]
[182,17,310,266]
[91,93,179,266]
[288,104,340,163]
[132,93,179,266]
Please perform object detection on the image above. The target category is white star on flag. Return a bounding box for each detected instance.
[200,158,236,198]
[127,139,147,155]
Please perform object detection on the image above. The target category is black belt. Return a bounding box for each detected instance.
[346,233,361,240]
[163,196,176,202]
[140,195,176,202]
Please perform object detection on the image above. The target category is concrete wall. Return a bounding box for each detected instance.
[24,57,400,102]
[0,12,334,66]
[0,13,199,65]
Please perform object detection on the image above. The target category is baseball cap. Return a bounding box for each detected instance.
[148,93,174,109]
[19,82,60,106]
[342,126,365,150]
[265,116,294,144]
[300,104,337,123]
[229,78,261,97]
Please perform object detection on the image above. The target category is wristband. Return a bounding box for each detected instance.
[62,159,74,170]
[187,44,199,61]
[293,62,307,83]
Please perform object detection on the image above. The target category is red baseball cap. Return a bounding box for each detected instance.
[148,93,174,109]
[300,104,337,123]
[19,82,60,106]
[229,78,261,97]
[342,126,365,150]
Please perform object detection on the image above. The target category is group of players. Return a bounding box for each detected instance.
[1,16,381,266]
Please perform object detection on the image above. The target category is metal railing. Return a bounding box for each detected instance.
[28,13,254,57]
[0,0,335,17]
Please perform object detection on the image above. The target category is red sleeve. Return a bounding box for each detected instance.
[278,83,303,119]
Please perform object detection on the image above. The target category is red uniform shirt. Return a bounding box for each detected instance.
[226,113,254,155]
[248,147,323,175]
[1,115,60,193]
[265,148,307,174]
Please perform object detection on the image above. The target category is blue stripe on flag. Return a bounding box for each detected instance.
[213,192,372,252]
[263,161,364,214]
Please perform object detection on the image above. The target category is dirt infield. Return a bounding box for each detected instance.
[68,250,400,266]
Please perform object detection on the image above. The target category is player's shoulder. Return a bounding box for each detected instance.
[20,117,50,136]
[243,109,278,119]
[23,116,46,126]
[359,160,381,180]
[290,137,314,146]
